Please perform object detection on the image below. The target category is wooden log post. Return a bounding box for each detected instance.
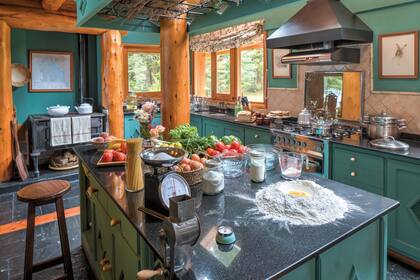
[0,20,14,182]
[41,0,66,11]
[101,30,124,138]
[160,18,190,137]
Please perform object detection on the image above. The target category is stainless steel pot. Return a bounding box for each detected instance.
[311,123,332,137]
[362,112,406,139]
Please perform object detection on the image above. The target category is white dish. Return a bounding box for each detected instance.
[47,105,70,116]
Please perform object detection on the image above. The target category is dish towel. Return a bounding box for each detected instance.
[72,115,91,144]
[50,117,72,147]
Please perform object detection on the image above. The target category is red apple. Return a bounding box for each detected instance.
[100,132,109,138]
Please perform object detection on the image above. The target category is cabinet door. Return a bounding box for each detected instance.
[332,146,385,195]
[203,119,224,138]
[224,125,244,143]
[152,114,161,126]
[319,221,382,280]
[124,116,140,139]
[114,231,140,280]
[190,115,203,136]
[244,128,272,145]
[387,159,420,262]
[95,201,114,280]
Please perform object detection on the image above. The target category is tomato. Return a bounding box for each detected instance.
[215,142,227,152]
[222,149,230,154]
[101,152,113,162]
[230,140,241,150]
[225,144,231,150]
[237,145,246,154]
[229,149,238,153]
[207,148,218,157]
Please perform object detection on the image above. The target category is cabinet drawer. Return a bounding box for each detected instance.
[332,147,385,194]
[95,200,114,280]
[244,128,272,145]
[106,196,140,255]
[114,230,140,280]
[83,164,109,209]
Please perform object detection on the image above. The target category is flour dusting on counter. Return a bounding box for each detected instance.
[255,180,349,226]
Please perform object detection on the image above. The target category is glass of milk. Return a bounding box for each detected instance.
[279,152,308,180]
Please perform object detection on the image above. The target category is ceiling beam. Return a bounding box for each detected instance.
[42,0,67,11]
[0,4,107,35]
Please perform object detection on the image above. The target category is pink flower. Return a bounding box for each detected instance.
[150,128,159,138]
[155,125,165,133]
[141,102,156,114]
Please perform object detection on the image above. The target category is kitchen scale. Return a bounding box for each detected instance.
[140,147,191,216]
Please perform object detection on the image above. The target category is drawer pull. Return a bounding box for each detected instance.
[100,251,112,272]
[350,157,356,162]
[254,134,260,139]
[86,186,98,198]
[350,172,357,177]
[110,218,121,227]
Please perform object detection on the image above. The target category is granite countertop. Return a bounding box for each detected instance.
[191,111,272,131]
[74,145,399,280]
[331,134,420,161]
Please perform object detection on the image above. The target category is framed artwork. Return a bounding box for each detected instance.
[29,51,73,92]
[272,49,291,78]
[378,31,418,79]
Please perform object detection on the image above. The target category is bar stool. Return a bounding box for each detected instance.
[17,180,74,280]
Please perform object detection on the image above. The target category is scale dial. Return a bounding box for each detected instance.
[159,173,191,208]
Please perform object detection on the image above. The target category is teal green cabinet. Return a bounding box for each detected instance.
[387,159,420,263]
[280,259,316,280]
[319,219,385,280]
[332,145,385,195]
[124,115,139,139]
[244,127,272,145]
[203,118,224,138]
[224,125,244,142]
[190,115,203,136]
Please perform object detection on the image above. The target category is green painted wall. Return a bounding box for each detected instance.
[189,0,420,92]
[11,29,80,123]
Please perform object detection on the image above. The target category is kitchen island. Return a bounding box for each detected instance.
[74,145,399,280]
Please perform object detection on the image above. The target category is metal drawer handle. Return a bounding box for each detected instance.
[254,134,260,139]
[86,186,98,198]
[110,218,121,227]
[350,157,356,162]
[351,172,357,177]
[100,251,112,272]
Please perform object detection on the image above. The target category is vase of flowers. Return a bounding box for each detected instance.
[134,102,165,141]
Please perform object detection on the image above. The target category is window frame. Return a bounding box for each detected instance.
[122,43,161,99]
[192,33,267,108]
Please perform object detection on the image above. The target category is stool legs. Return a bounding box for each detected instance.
[56,197,74,280]
[24,203,36,280]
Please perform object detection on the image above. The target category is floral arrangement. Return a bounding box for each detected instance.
[134,102,165,139]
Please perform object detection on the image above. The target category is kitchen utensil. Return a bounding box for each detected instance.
[362,112,406,139]
[11,63,30,87]
[298,108,312,126]
[279,152,308,180]
[216,226,236,245]
[369,136,409,151]
[47,105,70,117]
[218,152,245,179]
[245,144,279,171]
[140,147,190,216]
[311,119,333,137]
[11,108,29,180]
[74,103,93,114]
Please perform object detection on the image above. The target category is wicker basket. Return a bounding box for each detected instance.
[177,167,203,186]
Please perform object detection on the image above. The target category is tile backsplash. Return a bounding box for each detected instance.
[267,44,420,135]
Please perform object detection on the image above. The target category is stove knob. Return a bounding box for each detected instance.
[302,142,307,148]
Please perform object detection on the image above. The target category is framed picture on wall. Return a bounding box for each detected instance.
[379,31,418,79]
[29,51,73,92]
[272,49,291,78]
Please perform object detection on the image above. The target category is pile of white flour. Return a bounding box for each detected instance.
[255,180,349,226]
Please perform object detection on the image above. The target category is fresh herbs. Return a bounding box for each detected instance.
[169,124,199,140]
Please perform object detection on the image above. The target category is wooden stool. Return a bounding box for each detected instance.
[17,180,74,280]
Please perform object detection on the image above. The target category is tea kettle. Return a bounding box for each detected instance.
[298,108,312,127]
[75,98,93,114]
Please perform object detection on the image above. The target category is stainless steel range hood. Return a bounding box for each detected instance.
[266,0,373,64]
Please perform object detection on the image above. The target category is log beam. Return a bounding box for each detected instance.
[42,0,67,11]
[160,18,190,137]
[0,4,106,35]
[101,30,124,138]
[0,20,14,182]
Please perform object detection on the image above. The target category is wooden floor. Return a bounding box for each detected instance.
[0,181,419,280]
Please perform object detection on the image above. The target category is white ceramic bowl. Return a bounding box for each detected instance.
[47,105,70,117]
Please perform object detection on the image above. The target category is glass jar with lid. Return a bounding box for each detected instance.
[202,158,224,195]
[249,149,266,183]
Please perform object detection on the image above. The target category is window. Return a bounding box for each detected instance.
[192,35,266,106]
[239,42,264,103]
[123,44,160,99]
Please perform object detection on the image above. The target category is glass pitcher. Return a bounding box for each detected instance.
[279,152,308,180]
